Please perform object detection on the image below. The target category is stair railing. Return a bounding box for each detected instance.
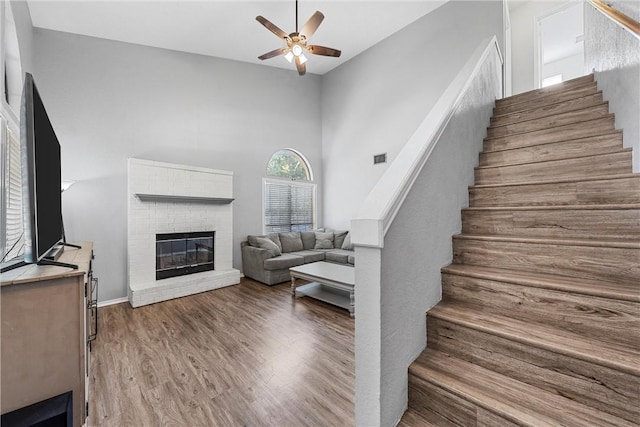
[351,36,503,426]
[586,0,640,38]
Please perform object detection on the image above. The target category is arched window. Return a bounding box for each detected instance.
[263,149,316,233]
[266,149,312,181]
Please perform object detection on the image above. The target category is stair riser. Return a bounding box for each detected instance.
[495,75,595,109]
[408,376,518,427]
[469,176,640,207]
[475,151,631,185]
[491,93,604,127]
[452,238,640,284]
[479,134,623,167]
[427,317,640,423]
[494,83,597,116]
[441,273,640,349]
[487,104,610,138]
[484,116,615,152]
[462,208,640,239]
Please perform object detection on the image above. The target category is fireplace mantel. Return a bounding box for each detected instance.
[135,194,234,204]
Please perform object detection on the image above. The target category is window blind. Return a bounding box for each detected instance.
[264,180,315,233]
[2,124,23,261]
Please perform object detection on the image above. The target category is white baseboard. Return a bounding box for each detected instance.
[97,297,129,308]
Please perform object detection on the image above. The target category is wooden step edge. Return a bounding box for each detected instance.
[428,304,640,376]
[481,130,623,155]
[483,114,615,143]
[475,147,632,171]
[462,203,640,211]
[470,172,639,189]
[453,233,640,249]
[441,264,640,303]
[494,81,599,113]
[496,75,595,107]
[398,408,442,427]
[410,349,636,427]
[491,90,604,121]
[488,102,609,132]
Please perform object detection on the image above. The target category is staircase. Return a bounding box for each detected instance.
[400,74,640,426]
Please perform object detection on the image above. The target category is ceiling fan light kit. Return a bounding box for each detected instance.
[256,0,342,76]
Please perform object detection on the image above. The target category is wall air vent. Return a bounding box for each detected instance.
[373,153,387,165]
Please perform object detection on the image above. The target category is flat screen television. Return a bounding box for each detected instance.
[21,72,64,263]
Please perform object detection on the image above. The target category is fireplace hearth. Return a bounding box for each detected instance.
[156,231,214,280]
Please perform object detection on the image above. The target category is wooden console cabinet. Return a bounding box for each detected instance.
[1,243,95,427]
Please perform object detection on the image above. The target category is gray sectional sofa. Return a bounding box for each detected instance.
[241,229,354,285]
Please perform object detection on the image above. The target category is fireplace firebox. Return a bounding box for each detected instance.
[156,231,214,280]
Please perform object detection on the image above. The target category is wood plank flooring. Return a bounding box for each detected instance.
[88,278,354,426]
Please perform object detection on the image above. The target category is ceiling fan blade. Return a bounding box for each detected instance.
[256,16,289,40]
[307,45,342,58]
[258,48,288,60]
[300,11,324,39]
[295,56,306,76]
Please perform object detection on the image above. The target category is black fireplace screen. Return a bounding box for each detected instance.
[156,231,214,280]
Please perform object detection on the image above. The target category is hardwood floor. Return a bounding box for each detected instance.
[88,278,354,427]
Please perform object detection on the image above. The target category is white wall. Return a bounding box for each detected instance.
[321,1,504,231]
[33,29,323,302]
[585,2,640,172]
[510,0,573,94]
[8,0,33,75]
[542,51,584,81]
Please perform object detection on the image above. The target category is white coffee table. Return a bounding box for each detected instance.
[290,261,355,317]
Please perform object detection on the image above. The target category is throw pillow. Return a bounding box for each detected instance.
[254,237,281,257]
[247,235,262,247]
[279,231,304,253]
[333,230,348,249]
[314,231,334,249]
[341,232,354,250]
[267,232,283,251]
[300,231,316,250]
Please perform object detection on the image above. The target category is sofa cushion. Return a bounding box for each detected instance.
[300,231,316,250]
[248,233,282,251]
[254,237,281,257]
[348,254,355,265]
[325,249,353,264]
[291,250,325,264]
[341,232,354,250]
[332,230,349,249]
[314,231,334,249]
[279,232,304,253]
[263,253,304,271]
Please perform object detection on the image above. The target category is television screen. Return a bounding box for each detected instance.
[21,73,63,262]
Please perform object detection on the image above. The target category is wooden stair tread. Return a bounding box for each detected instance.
[470,172,639,189]
[482,130,623,154]
[496,75,595,107]
[493,83,600,117]
[441,264,640,302]
[453,233,640,249]
[410,349,636,427]
[463,203,640,211]
[484,114,615,142]
[487,103,610,137]
[491,91,603,123]
[428,302,640,376]
[397,408,442,427]
[475,148,632,171]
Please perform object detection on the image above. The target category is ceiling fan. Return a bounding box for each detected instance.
[256,1,342,76]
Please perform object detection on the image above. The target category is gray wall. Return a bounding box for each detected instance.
[9,0,33,74]
[33,29,323,302]
[584,2,640,172]
[321,1,504,230]
[376,47,501,426]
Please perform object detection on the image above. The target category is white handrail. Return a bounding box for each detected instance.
[351,36,503,248]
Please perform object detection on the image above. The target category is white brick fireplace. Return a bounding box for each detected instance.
[127,158,240,307]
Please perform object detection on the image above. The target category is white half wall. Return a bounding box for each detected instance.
[33,29,323,302]
[321,0,504,231]
[585,2,640,172]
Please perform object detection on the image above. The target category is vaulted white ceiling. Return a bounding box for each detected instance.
[27,1,448,75]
